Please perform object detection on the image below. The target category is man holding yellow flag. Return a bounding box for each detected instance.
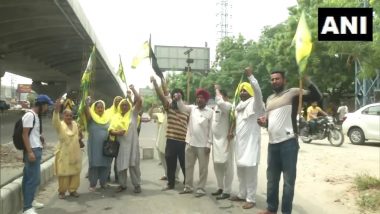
[258,11,322,214]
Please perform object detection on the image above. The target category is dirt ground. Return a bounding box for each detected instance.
[293,136,380,214]
[0,143,56,169]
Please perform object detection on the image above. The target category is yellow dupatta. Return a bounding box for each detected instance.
[106,96,123,118]
[89,100,110,125]
[108,99,132,135]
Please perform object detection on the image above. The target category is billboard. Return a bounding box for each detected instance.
[154,45,210,73]
[17,84,32,93]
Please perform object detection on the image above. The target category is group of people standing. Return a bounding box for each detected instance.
[20,65,323,214]
[151,66,322,214]
[20,86,143,214]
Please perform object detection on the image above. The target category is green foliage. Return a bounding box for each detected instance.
[355,174,380,211]
[355,174,380,191]
[166,0,379,103]
[142,95,160,112]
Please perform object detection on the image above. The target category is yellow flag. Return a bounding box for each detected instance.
[117,56,126,83]
[294,11,312,73]
[131,41,149,69]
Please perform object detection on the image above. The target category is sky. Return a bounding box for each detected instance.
[1,0,297,89]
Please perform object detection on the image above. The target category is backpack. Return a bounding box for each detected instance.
[13,112,35,150]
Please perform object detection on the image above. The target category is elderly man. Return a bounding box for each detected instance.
[176,88,213,198]
[229,67,265,209]
[211,85,234,200]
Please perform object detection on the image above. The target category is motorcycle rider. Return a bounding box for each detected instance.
[306,101,328,134]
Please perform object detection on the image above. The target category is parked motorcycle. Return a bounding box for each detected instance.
[298,116,344,147]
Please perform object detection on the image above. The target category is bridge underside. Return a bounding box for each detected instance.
[0,0,122,103]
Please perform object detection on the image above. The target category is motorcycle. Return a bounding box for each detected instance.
[298,115,344,147]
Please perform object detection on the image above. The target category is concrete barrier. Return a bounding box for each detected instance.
[0,157,55,214]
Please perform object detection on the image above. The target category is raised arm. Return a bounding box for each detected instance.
[151,76,170,109]
[175,93,192,113]
[130,84,142,114]
[52,99,62,131]
[214,85,232,113]
[245,67,265,115]
[161,78,169,96]
[84,96,92,121]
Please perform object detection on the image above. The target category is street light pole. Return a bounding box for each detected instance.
[184,48,194,103]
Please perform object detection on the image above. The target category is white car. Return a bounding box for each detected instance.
[342,103,380,144]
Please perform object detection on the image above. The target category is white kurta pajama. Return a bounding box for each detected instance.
[177,100,213,193]
[234,75,265,203]
[212,95,234,194]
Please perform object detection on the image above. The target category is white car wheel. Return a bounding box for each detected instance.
[348,127,365,145]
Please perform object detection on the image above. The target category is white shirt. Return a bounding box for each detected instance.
[234,75,265,167]
[337,105,348,120]
[22,110,42,148]
[177,100,213,148]
[212,95,232,163]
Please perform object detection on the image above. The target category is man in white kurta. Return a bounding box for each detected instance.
[176,89,213,198]
[211,85,234,200]
[231,67,265,209]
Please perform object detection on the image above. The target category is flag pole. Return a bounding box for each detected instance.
[186,66,191,103]
[298,74,304,117]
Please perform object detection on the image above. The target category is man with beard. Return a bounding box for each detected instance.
[175,88,213,198]
[151,76,188,191]
[258,71,322,214]
[228,67,265,209]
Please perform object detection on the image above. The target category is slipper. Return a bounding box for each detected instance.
[58,193,65,199]
[133,185,142,193]
[229,195,245,202]
[116,186,127,193]
[242,202,255,209]
[179,188,193,194]
[69,191,79,197]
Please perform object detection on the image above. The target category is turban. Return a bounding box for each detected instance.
[238,82,254,97]
[195,88,210,102]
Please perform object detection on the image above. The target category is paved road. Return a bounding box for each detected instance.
[7,119,380,213]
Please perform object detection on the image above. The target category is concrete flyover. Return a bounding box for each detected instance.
[0,0,123,104]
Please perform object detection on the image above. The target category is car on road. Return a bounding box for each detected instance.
[0,100,10,112]
[342,103,380,144]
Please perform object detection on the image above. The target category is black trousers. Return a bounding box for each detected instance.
[165,139,186,188]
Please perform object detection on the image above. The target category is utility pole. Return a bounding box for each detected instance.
[184,48,194,103]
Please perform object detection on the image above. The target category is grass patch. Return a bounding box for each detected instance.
[354,174,380,212]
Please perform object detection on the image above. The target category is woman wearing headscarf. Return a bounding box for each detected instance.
[105,96,123,182]
[85,97,112,192]
[106,96,123,118]
[52,99,82,199]
[109,85,143,193]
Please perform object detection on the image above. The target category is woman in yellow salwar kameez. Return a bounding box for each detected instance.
[52,99,82,199]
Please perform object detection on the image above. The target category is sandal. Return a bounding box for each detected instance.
[69,191,80,197]
[88,187,96,192]
[242,202,255,209]
[133,185,142,193]
[229,195,245,202]
[58,193,65,199]
[116,186,126,193]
